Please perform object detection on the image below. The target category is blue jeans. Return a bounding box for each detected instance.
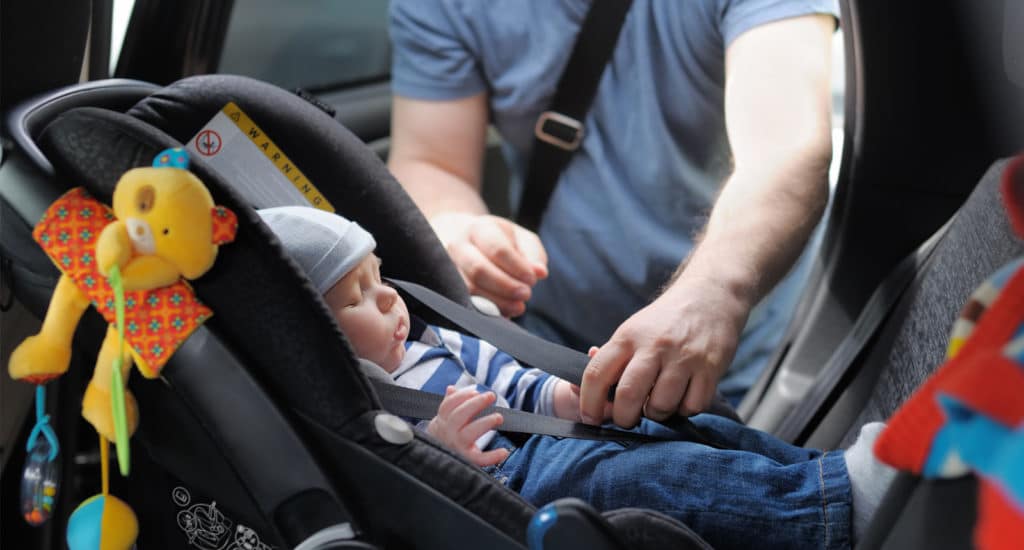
[484,415,852,550]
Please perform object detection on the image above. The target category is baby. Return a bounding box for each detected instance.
[258,205,895,549]
[258,206,590,464]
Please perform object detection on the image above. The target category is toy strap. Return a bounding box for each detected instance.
[108,265,131,476]
[26,386,59,460]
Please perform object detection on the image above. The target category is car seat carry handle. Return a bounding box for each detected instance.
[386,279,728,449]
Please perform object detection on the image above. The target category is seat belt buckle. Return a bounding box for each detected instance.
[534,111,585,151]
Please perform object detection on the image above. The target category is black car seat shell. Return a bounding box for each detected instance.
[2,75,714,549]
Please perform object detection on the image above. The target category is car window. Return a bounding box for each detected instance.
[218,0,391,92]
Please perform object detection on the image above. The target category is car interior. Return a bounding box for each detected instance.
[1,0,1022,549]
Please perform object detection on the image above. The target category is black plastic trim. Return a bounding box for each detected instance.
[160,326,353,547]
[5,79,160,175]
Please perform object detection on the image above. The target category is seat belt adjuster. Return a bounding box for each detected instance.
[534,111,584,151]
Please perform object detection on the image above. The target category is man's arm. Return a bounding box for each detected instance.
[580,14,835,427]
[389,95,548,316]
[388,94,490,217]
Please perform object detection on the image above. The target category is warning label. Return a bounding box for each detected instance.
[194,129,222,156]
[187,102,334,212]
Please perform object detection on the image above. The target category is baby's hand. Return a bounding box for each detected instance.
[427,386,510,467]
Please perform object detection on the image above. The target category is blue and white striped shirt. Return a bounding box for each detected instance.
[392,316,558,447]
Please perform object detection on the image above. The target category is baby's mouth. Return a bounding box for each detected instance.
[394,317,407,341]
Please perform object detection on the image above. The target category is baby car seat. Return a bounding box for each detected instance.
[1,75,716,549]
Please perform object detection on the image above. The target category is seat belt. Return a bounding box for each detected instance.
[384,278,728,449]
[390,278,588,384]
[515,0,633,232]
[372,382,670,444]
[774,220,952,444]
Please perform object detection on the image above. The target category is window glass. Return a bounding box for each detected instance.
[218,0,391,91]
[830,29,845,188]
[110,0,136,75]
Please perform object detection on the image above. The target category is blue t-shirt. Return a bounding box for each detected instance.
[390,0,839,400]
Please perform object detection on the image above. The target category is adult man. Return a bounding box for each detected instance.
[387,0,838,425]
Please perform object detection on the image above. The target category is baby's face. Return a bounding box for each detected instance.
[324,254,410,373]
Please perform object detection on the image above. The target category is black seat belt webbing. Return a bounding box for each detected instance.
[390,278,589,384]
[516,0,632,231]
[774,221,952,444]
[373,381,669,444]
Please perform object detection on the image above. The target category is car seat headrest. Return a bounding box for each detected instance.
[36,106,377,431]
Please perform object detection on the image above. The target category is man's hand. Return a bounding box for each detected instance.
[579,280,748,427]
[427,386,510,467]
[552,375,614,422]
[431,212,548,317]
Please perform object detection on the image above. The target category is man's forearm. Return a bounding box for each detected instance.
[388,158,490,219]
[668,152,831,311]
[388,94,491,220]
[676,12,836,311]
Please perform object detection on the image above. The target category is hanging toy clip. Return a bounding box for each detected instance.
[21,385,60,526]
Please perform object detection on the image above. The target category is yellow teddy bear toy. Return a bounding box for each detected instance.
[9,147,237,549]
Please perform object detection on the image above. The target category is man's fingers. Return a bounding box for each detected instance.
[645,361,691,420]
[580,342,631,425]
[611,353,660,427]
[470,290,526,319]
[471,220,539,286]
[679,373,713,417]
[449,241,530,311]
[511,224,549,279]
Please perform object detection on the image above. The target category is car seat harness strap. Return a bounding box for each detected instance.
[373,381,669,444]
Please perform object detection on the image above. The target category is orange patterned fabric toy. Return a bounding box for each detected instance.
[8,148,237,550]
[31,187,219,377]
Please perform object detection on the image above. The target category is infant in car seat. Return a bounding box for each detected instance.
[258,205,895,550]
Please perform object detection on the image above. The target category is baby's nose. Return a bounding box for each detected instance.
[378,286,397,312]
